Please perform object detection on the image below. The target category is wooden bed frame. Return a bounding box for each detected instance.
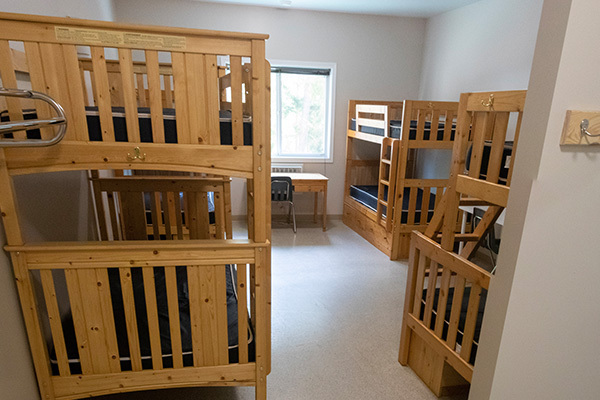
[0,12,270,400]
[343,99,460,259]
[398,90,527,396]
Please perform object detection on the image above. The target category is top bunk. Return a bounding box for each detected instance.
[0,12,269,178]
[347,99,458,148]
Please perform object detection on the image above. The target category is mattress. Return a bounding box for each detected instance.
[50,264,254,375]
[420,286,488,365]
[349,185,436,224]
[0,108,253,145]
[350,118,455,141]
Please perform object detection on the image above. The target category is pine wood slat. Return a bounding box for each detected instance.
[119,191,147,240]
[172,52,191,144]
[23,42,53,140]
[0,40,25,140]
[460,284,482,362]
[434,267,452,338]
[468,112,491,179]
[411,253,429,318]
[443,110,455,141]
[423,261,439,328]
[96,268,121,372]
[420,187,431,225]
[407,187,418,225]
[416,108,427,141]
[106,192,121,241]
[165,266,184,369]
[214,190,225,239]
[162,191,173,239]
[145,50,165,143]
[204,55,220,145]
[40,270,70,376]
[142,267,163,369]
[237,264,249,363]
[186,53,208,144]
[164,74,174,108]
[254,246,268,399]
[455,175,509,208]
[76,269,113,374]
[11,253,55,399]
[199,266,220,366]
[230,56,244,146]
[507,111,523,186]
[430,109,440,142]
[52,363,257,399]
[445,276,466,349]
[187,265,204,366]
[398,244,419,365]
[64,269,94,374]
[136,73,147,107]
[62,44,90,141]
[486,112,509,183]
[149,191,161,240]
[118,48,141,142]
[119,267,143,371]
[90,46,115,141]
[216,265,229,365]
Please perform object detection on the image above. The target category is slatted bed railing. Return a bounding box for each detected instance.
[0,12,270,400]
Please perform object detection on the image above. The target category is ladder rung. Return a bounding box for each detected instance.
[378,199,388,206]
[381,159,391,164]
[380,180,390,186]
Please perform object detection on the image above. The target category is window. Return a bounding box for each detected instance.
[271,61,335,162]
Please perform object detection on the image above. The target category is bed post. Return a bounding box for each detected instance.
[251,38,269,400]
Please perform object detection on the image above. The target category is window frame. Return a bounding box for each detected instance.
[270,60,336,164]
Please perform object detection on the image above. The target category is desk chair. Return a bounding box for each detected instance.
[271,176,297,233]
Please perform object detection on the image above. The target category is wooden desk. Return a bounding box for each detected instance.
[272,172,328,231]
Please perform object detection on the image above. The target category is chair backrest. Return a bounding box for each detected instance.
[271,176,293,202]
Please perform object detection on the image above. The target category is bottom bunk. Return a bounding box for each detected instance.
[399,232,491,397]
[6,240,269,400]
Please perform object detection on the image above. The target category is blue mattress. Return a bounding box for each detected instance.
[349,185,436,224]
[350,118,455,140]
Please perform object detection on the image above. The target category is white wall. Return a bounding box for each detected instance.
[419,0,544,101]
[415,0,545,180]
[113,0,427,216]
[0,2,114,399]
[472,0,600,398]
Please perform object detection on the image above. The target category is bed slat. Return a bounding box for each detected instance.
[407,187,418,225]
[199,266,219,365]
[136,73,147,107]
[412,253,429,317]
[40,270,70,376]
[214,190,225,239]
[64,269,94,374]
[185,53,208,144]
[237,264,249,364]
[145,50,165,143]
[468,112,490,179]
[446,276,466,349]
[106,192,121,241]
[62,44,90,142]
[96,268,121,372]
[187,266,204,366]
[486,112,509,183]
[204,55,220,145]
[0,40,25,140]
[443,110,455,142]
[162,191,173,239]
[430,109,441,142]
[216,264,230,365]
[420,187,431,225]
[142,267,163,370]
[23,42,53,140]
[119,191,147,240]
[90,46,115,142]
[164,74,174,108]
[433,267,452,338]
[172,52,191,144]
[230,56,244,146]
[118,48,141,142]
[459,284,482,361]
[119,267,143,371]
[165,266,184,368]
[423,261,439,328]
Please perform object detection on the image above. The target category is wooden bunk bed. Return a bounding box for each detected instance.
[398,90,527,396]
[0,12,270,400]
[343,99,459,259]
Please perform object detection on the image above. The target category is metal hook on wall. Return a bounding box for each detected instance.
[580,119,600,137]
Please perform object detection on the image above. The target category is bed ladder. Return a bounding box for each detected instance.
[424,90,526,257]
[377,137,399,231]
[0,88,67,147]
